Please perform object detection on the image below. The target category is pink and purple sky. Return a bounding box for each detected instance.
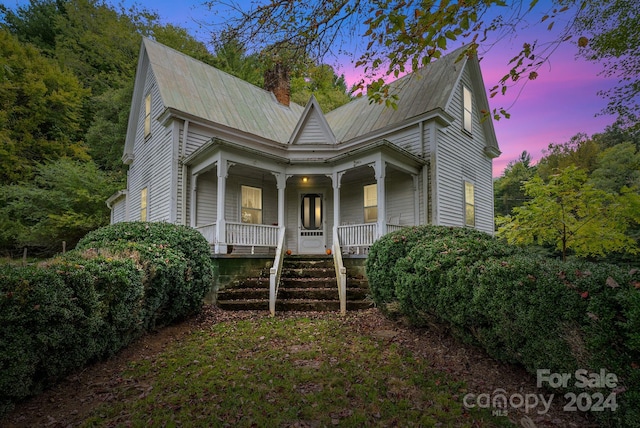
[7,0,619,177]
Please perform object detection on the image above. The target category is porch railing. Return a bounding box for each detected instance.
[198,221,407,255]
[195,222,216,245]
[226,222,279,247]
[269,227,286,317]
[332,227,347,315]
[386,224,405,234]
[337,223,377,249]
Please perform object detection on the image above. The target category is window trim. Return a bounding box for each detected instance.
[241,185,263,224]
[363,183,378,223]
[464,180,475,227]
[144,93,152,139]
[462,85,472,134]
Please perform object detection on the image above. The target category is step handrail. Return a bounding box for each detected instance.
[269,227,286,316]
[332,227,347,315]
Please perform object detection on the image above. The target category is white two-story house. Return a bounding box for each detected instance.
[108,38,500,260]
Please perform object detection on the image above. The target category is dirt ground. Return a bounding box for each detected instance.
[2,307,599,427]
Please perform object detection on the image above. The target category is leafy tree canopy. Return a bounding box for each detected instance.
[0,29,89,184]
[291,64,353,112]
[493,150,537,217]
[0,158,121,256]
[494,118,640,262]
[497,165,638,261]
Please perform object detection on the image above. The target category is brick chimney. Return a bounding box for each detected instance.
[264,63,290,106]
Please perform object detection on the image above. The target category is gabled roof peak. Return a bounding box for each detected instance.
[289,95,337,145]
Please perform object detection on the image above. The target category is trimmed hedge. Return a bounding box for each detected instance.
[0,222,214,416]
[366,225,521,312]
[366,225,640,427]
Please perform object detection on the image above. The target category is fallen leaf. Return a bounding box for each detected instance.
[606,277,619,289]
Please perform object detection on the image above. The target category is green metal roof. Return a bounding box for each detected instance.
[142,39,498,156]
[143,38,304,144]
[326,46,468,142]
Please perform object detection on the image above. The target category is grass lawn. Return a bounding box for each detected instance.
[81,313,512,427]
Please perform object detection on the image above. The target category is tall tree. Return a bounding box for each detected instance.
[497,166,638,261]
[535,133,601,180]
[0,158,121,255]
[0,0,63,54]
[0,29,89,184]
[493,150,536,217]
[290,63,352,112]
[590,142,640,194]
[211,31,265,86]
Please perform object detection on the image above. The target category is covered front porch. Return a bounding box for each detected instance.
[185,139,424,314]
[187,150,422,256]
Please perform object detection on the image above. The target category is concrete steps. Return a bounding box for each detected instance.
[216,255,371,312]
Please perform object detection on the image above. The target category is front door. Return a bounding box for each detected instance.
[298,193,325,254]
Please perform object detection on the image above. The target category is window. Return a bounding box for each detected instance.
[241,185,262,224]
[463,86,472,133]
[464,181,475,227]
[364,184,378,223]
[301,194,322,230]
[144,93,151,138]
[140,187,148,221]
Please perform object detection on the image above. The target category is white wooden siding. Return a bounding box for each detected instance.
[124,67,176,223]
[179,125,216,225]
[195,169,217,226]
[340,184,365,225]
[386,169,414,225]
[146,126,173,222]
[185,124,215,157]
[295,113,328,144]
[384,125,423,157]
[111,198,126,223]
[435,65,494,233]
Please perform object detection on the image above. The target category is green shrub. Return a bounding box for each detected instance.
[366,225,640,427]
[0,222,215,417]
[76,221,214,323]
[366,225,513,312]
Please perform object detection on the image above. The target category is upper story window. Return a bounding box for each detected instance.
[364,184,378,223]
[241,185,263,224]
[464,181,475,227]
[140,187,148,221]
[144,93,151,138]
[463,86,472,133]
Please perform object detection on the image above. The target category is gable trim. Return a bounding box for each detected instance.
[289,96,337,145]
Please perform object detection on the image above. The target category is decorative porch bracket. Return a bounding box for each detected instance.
[269,227,286,316]
[332,227,347,315]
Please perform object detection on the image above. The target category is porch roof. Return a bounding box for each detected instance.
[184,137,426,171]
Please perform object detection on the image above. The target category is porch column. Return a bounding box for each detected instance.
[214,160,228,254]
[189,172,198,228]
[333,171,341,228]
[413,174,420,226]
[273,172,286,228]
[375,161,387,237]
